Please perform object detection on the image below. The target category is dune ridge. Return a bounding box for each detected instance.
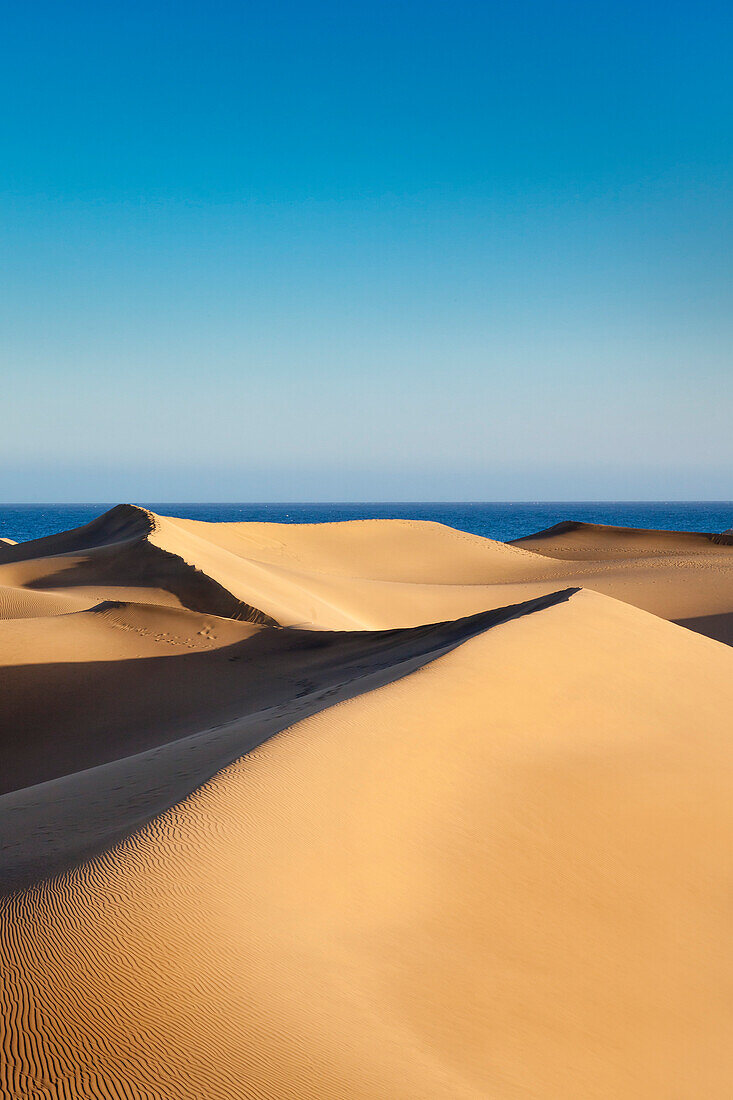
[2,507,733,1097]
[3,589,733,1097]
[4,504,733,639]
[0,504,277,624]
[0,588,576,894]
[513,518,733,555]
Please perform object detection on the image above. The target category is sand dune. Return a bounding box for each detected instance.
[0,583,95,620]
[513,517,733,556]
[3,590,733,1097]
[512,519,733,645]
[3,504,733,638]
[1,590,573,891]
[2,507,733,1097]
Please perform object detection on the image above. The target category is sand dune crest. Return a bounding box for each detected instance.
[2,590,733,1097]
[1,508,733,1097]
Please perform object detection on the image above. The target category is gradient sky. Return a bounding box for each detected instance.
[2,0,732,501]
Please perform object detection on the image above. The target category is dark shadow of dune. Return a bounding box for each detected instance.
[0,587,578,894]
[674,613,733,648]
[2,503,276,624]
[0,504,153,563]
[23,536,277,624]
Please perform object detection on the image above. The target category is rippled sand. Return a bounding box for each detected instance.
[2,507,733,1097]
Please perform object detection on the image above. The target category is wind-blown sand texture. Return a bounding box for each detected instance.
[2,505,733,1098]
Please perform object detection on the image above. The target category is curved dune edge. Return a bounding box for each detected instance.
[2,505,733,641]
[2,590,733,1098]
[0,583,96,620]
[0,505,277,624]
[0,589,577,893]
[512,518,733,555]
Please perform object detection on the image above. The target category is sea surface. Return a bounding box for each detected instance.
[2,502,732,546]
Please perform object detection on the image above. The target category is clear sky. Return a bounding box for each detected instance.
[2,0,732,501]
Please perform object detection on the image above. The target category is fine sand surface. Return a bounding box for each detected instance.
[2,506,733,1097]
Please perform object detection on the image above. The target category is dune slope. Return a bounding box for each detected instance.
[0,588,575,892]
[2,590,733,1098]
[512,519,733,645]
[2,507,733,1098]
[3,506,733,640]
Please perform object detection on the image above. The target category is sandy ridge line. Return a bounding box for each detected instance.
[0,588,578,895]
[2,504,279,625]
[120,504,281,624]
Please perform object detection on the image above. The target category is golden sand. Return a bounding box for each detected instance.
[2,507,733,1097]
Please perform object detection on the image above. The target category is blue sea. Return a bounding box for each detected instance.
[1,502,732,546]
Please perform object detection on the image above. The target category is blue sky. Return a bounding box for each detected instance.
[2,0,731,500]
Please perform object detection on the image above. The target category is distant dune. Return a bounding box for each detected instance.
[2,507,733,1097]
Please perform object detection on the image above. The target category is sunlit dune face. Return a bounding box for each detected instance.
[2,512,733,1097]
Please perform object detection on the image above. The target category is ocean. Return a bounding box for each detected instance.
[1,501,732,546]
